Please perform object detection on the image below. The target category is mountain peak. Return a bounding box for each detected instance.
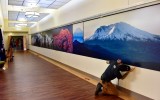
[86,22,160,42]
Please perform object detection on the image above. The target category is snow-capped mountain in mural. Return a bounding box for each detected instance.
[73,22,160,71]
[87,22,160,42]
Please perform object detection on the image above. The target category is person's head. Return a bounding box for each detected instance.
[117,59,122,65]
[119,64,131,72]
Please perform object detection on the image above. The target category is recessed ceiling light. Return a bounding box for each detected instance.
[25,11,40,18]
[18,18,27,22]
[15,23,27,27]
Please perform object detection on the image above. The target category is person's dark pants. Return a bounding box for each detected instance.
[95,82,102,95]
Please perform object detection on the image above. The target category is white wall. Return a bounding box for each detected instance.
[0,0,4,48]
[0,0,4,30]
[30,0,130,33]
[29,0,160,99]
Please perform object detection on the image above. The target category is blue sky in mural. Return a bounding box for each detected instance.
[73,22,160,71]
[73,28,84,43]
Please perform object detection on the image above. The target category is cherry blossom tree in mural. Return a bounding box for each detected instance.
[53,29,73,53]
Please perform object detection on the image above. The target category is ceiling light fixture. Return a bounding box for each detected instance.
[15,23,28,27]
[25,11,40,18]
[18,18,27,22]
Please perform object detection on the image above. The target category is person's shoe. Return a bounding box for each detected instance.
[95,82,102,96]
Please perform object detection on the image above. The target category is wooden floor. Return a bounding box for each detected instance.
[0,51,153,100]
[0,51,124,100]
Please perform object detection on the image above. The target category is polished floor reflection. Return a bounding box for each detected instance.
[0,51,124,100]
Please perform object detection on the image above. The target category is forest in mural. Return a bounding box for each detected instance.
[31,25,73,53]
[31,4,160,71]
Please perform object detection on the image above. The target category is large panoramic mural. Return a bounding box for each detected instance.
[77,21,160,71]
[83,4,160,71]
[32,4,160,71]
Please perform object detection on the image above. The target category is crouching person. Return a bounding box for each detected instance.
[95,59,135,96]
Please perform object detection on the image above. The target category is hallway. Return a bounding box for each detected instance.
[0,51,123,100]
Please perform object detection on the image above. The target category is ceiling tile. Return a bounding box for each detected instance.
[7,0,52,26]
[9,0,24,2]
[38,3,49,8]
[53,1,66,6]
[32,18,40,22]
[8,11,49,22]
[26,17,34,22]
[38,0,55,5]
[8,11,19,15]
[48,2,64,8]
[46,0,72,9]
[18,12,26,16]
[23,1,38,7]
[55,0,71,3]
[48,5,61,9]
[8,1,23,6]
[24,0,39,3]
[8,16,17,21]
[26,16,38,22]
[8,11,19,21]
[17,12,26,21]
[40,13,49,17]
[32,13,49,21]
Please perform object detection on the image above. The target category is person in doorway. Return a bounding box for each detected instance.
[95,59,135,96]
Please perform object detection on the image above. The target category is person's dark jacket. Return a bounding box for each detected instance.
[101,60,122,82]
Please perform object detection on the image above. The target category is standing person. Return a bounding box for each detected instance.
[95,59,135,96]
[7,39,14,62]
[10,38,14,48]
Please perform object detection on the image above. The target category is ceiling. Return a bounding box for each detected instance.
[1,0,72,29]
[8,0,71,9]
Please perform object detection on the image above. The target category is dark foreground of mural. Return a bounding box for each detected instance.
[73,22,160,71]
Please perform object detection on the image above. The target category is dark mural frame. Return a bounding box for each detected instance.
[31,4,160,71]
[0,29,3,49]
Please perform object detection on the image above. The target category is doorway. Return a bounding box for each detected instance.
[11,36,23,51]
